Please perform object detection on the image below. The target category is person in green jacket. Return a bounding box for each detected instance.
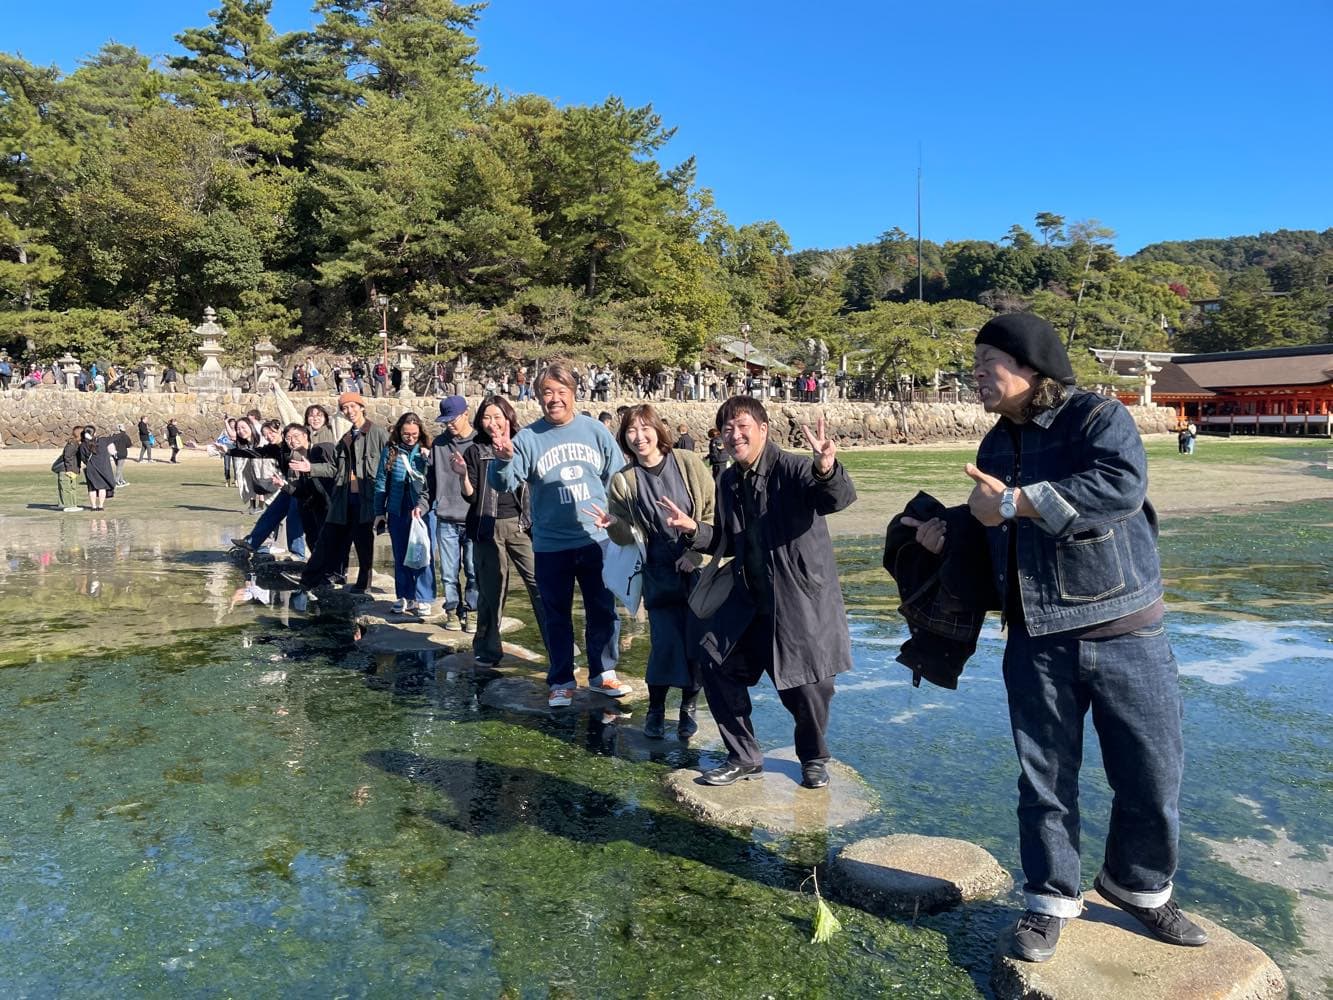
[55,425,83,511]
[590,404,716,739]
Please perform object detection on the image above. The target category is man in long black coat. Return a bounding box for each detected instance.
[678,396,856,789]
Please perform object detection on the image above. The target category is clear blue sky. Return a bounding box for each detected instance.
[9,0,1332,254]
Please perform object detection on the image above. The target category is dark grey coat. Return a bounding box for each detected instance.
[309,421,389,525]
[691,440,857,689]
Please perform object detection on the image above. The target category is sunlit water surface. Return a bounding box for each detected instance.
[0,502,1328,997]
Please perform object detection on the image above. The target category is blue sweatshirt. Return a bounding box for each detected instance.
[489,414,624,552]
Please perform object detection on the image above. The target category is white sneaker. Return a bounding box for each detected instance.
[548,687,574,708]
[392,598,409,614]
[62,507,82,513]
[415,601,433,616]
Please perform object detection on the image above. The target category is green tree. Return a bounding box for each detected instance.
[1034,212,1065,246]
[543,97,678,297]
[171,0,300,163]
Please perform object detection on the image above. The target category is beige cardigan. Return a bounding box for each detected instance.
[606,447,715,568]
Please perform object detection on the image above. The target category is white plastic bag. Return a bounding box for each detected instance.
[405,516,431,570]
[600,528,645,615]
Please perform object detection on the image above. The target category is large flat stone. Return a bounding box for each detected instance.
[477,674,642,716]
[991,890,1288,1000]
[356,621,459,654]
[663,746,876,833]
[608,709,724,760]
[832,834,1012,915]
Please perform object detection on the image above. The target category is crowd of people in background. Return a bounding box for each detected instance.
[27,314,1223,967]
[50,417,178,511]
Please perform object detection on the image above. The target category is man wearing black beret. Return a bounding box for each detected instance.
[904,313,1208,962]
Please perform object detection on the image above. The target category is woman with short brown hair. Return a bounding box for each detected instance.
[591,404,715,738]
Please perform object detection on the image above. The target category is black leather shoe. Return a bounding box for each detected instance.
[801,761,830,789]
[1094,875,1209,946]
[643,709,665,739]
[700,761,764,786]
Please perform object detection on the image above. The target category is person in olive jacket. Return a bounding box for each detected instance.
[680,396,856,790]
[284,391,388,592]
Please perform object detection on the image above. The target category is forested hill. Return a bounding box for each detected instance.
[1,1,1329,381]
[1132,229,1333,288]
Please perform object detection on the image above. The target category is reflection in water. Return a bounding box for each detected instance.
[0,514,300,665]
[0,504,1329,995]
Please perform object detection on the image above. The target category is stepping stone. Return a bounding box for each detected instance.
[831,834,1011,915]
[990,889,1288,1000]
[477,674,642,716]
[609,710,724,760]
[663,746,876,834]
[499,616,526,634]
[357,621,458,654]
[310,588,378,612]
[436,651,527,675]
[500,641,544,663]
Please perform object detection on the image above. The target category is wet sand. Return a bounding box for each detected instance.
[5,435,1329,537]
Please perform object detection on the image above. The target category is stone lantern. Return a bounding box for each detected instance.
[1129,355,1162,406]
[59,353,81,390]
[140,355,160,393]
[253,337,282,391]
[393,340,417,399]
[453,352,470,396]
[192,306,230,392]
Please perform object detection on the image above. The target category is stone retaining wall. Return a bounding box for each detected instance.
[0,388,1177,448]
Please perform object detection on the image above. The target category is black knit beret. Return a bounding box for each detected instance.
[974,313,1076,385]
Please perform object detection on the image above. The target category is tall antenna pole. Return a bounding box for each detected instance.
[916,143,924,301]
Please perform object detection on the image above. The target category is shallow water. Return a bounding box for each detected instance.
[0,500,1329,997]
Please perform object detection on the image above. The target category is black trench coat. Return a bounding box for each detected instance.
[691,440,856,689]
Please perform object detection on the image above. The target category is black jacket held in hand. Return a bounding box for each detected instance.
[883,491,999,690]
[689,440,856,689]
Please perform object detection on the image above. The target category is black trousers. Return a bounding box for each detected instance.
[701,614,834,768]
[301,496,374,589]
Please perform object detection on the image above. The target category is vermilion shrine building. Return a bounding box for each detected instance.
[1093,343,1333,437]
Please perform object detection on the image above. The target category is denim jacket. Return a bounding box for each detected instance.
[373,442,429,517]
[976,389,1163,636]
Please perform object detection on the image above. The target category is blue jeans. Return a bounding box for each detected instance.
[433,519,477,612]
[387,511,436,603]
[517,383,532,401]
[248,492,308,558]
[533,542,620,689]
[1003,620,1183,918]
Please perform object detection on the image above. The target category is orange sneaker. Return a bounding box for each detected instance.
[587,675,632,698]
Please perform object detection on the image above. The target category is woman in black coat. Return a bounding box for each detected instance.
[77,425,118,510]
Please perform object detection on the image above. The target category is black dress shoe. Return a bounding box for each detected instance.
[700,761,764,786]
[1093,875,1209,946]
[801,761,830,789]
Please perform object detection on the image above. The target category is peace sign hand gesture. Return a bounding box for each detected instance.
[802,415,837,476]
[584,503,617,530]
[491,426,514,461]
[656,496,697,536]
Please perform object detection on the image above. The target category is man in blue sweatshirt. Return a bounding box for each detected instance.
[489,363,631,708]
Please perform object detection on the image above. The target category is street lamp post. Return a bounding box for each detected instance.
[376,293,389,375]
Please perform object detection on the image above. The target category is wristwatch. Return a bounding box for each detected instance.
[999,487,1018,520]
